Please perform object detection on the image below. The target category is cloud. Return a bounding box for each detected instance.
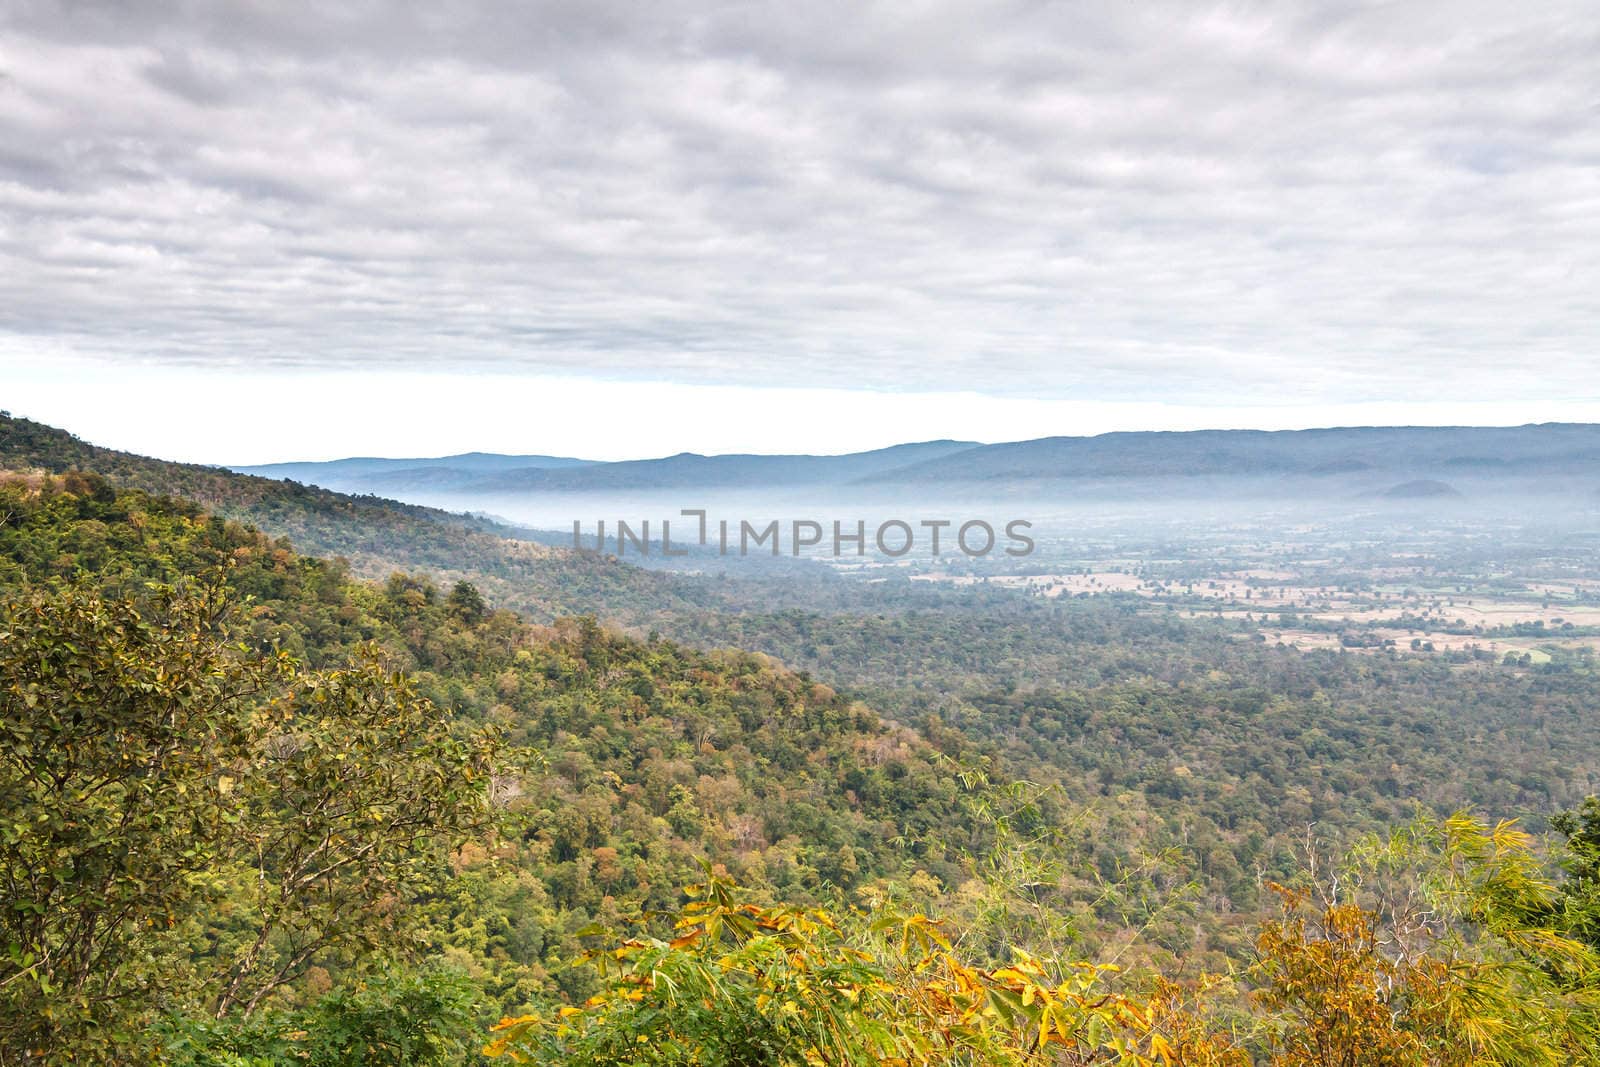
[1,1,1597,407]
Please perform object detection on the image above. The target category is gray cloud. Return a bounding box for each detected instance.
[1,0,1597,404]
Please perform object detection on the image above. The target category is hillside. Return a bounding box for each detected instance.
[0,473,983,1003]
[0,413,705,622]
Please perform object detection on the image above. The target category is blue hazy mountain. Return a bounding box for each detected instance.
[235,425,1600,501]
[237,441,980,495]
[857,424,1600,493]
[234,452,597,494]
[459,441,981,491]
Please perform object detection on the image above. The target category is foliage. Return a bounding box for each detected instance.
[212,646,498,1017]
[933,762,1199,972]
[157,966,478,1066]
[670,598,1600,941]
[0,580,273,1056]
[0,578,496,1060]
[488,816,1600,1066]
[483,872,1237,1066]
[1552,796,1600,950]
[0,473,994,1016]
[1255,814,1600,1065]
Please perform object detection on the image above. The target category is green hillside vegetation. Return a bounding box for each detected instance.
[0,413,703,623]
[672,602,1600,938]
[0,473,999,1058]
[5,436,1600,1062]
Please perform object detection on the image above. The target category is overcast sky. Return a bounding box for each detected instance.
[3,1,1598,462]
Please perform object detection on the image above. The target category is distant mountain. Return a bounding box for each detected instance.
[463,440,981,492]
[859,424,1600,492]
[238,440,981,495]
[234,452,596,493]
[228,424,1599,502]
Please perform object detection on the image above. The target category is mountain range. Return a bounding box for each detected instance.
[238,451,596,488]
[236,440,977,495]
[233,423,1600,500]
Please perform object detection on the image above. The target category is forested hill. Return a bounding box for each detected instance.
[0,413,703,622]
[0,471,983,1037]
[7,465,1600,1062]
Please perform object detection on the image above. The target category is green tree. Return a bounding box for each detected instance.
[158,967,479,1067]
[211,646,498,1018]
[1553,796,1600,950]
[447,580,487,624]
[0,579,496,1060]
[1,581,271,1057]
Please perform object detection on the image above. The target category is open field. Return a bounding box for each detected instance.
[897,509,1600,662]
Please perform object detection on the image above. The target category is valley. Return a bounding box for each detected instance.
[6,413,1600,1062]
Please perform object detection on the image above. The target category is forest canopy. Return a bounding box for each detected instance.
[2,446,1599,1063]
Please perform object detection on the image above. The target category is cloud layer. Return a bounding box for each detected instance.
[2,1,1597,405]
